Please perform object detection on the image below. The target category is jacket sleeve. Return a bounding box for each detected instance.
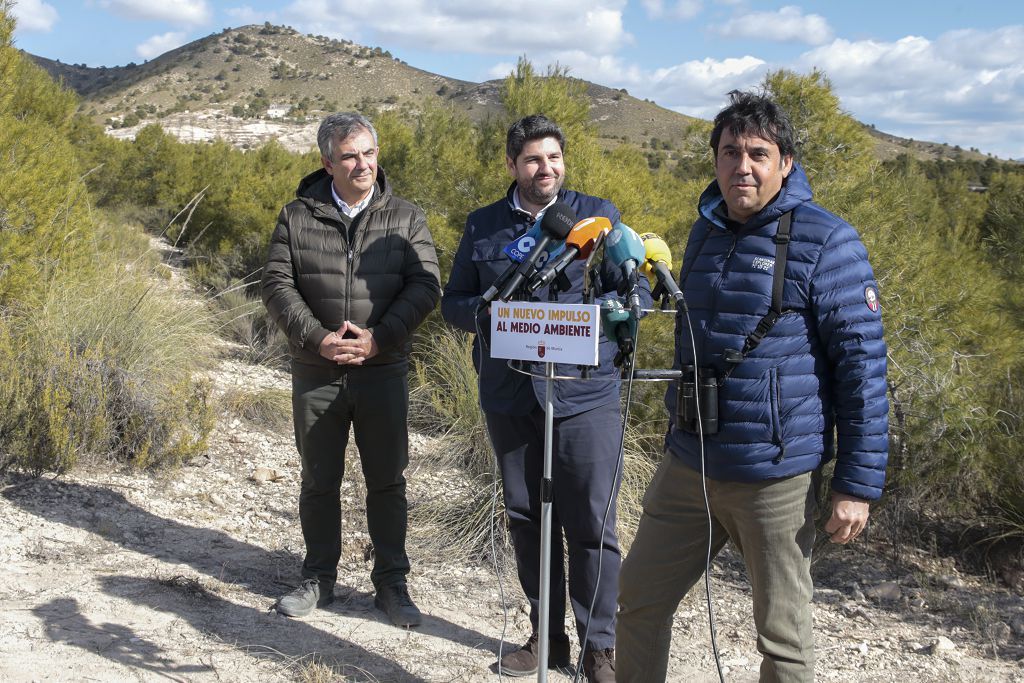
[440,215,485,333]
[261,206,331,353]
[370,207,442,351]
[810,221,889,501]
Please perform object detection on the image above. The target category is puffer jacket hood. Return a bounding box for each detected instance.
[665,162,889,500]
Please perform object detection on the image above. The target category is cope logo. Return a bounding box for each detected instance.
[504,233,553,267]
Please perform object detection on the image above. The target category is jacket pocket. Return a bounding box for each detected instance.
[769,367,785,462]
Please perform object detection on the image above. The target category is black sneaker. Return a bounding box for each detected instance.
[497,632,572,677]
[275,578,334,618]
[374,582,422,627]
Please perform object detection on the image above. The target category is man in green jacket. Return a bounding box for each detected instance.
[262,112,441,626]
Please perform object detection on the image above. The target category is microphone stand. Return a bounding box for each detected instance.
[537,359,555,683]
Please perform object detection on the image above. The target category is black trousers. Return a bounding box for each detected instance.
[485,400,623,651]
[291,363,410,589]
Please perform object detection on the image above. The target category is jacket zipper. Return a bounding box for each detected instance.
[700,231,740,359]
[770,367,785,463]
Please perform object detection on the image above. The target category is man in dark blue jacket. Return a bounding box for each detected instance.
[617,92,889,682]
[443,115,648,682]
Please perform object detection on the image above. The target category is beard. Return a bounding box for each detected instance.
[521,174,564,206]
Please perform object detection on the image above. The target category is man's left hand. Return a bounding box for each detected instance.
[334,321,379,365]
[824,492,870,544]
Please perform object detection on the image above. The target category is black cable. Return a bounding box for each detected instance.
[681,300,726,683]
[572,308,638,682]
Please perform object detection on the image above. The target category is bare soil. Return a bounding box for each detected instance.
[2,247,1024,682]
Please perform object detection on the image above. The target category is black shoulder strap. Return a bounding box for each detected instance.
[722,211,793,372]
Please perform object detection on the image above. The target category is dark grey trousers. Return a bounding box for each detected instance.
[292,363,410,589]
[486,400,623,652]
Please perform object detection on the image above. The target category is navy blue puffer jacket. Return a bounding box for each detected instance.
[665,163,889,500]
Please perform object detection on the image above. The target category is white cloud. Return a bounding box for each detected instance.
[718,5,832,45]
[798,28,1024,158]
[11,0,59,32]
[556,50,767,119]
[643,0,702,20]
[100,0,211,26]
[136,31,188,59]
[934,26,1024,70]
[225,6,277,24]
[282,0,630,55]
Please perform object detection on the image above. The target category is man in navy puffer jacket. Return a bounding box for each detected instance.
[617,91,888,682]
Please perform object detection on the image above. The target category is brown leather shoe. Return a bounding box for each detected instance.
[497,632,572,676]
[583,647,615,683]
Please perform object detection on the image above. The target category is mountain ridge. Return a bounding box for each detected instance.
[26,23,997,165]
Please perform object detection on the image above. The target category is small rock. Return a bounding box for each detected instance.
[854,641,869,655]
[987,621,1012,643]
[208,493,226,508]
[865,581,901,602]
[250,467,280,483]
[928,636,956,654]
[1010,613,1024,637]
[938,574,964,590]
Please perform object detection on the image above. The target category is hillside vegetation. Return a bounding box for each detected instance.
[4,7,1024,567]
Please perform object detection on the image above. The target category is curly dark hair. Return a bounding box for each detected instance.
[710,90,797,160]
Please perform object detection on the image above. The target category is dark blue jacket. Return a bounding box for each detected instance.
[442,184,650,417]
[665,163,889,500]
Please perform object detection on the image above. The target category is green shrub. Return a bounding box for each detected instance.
[219,386,291,430]
[0,217,216,473]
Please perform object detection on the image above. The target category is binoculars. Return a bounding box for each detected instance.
[675,366,719,435]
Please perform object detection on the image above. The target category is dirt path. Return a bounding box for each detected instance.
[2,352,1024,682]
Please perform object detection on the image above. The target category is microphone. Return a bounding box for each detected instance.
[498,201,576,301]
[605,222,646,317]
[639,232,685,306]
[527,216,612,293]
[600,299,637,367]
[477,222,566,313]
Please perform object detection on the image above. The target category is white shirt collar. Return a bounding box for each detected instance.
[331,183,374,218]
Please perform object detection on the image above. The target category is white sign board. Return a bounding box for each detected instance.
[490,301,600,366]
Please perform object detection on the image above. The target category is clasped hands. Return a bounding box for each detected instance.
[318,321,379,365]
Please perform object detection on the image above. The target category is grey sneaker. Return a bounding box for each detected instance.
[275,578,334,617]
[374,582,422,627]
[497,632,571,677]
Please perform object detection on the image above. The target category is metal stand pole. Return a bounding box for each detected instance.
[537,361,555,682]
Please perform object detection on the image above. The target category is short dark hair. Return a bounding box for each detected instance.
[506,114,566,160]
[710,90,796,160]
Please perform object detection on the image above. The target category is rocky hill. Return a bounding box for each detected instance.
[26,22,991,164]
[28,23,701,158]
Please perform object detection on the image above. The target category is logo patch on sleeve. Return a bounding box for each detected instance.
[865,286,879,313]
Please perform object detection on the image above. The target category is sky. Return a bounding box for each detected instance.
[10,1,1024,160]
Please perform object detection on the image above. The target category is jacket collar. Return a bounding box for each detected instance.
[295,166,392,219]
[504,182,570,221]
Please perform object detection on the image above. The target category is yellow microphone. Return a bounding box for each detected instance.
[639,232,684,305]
